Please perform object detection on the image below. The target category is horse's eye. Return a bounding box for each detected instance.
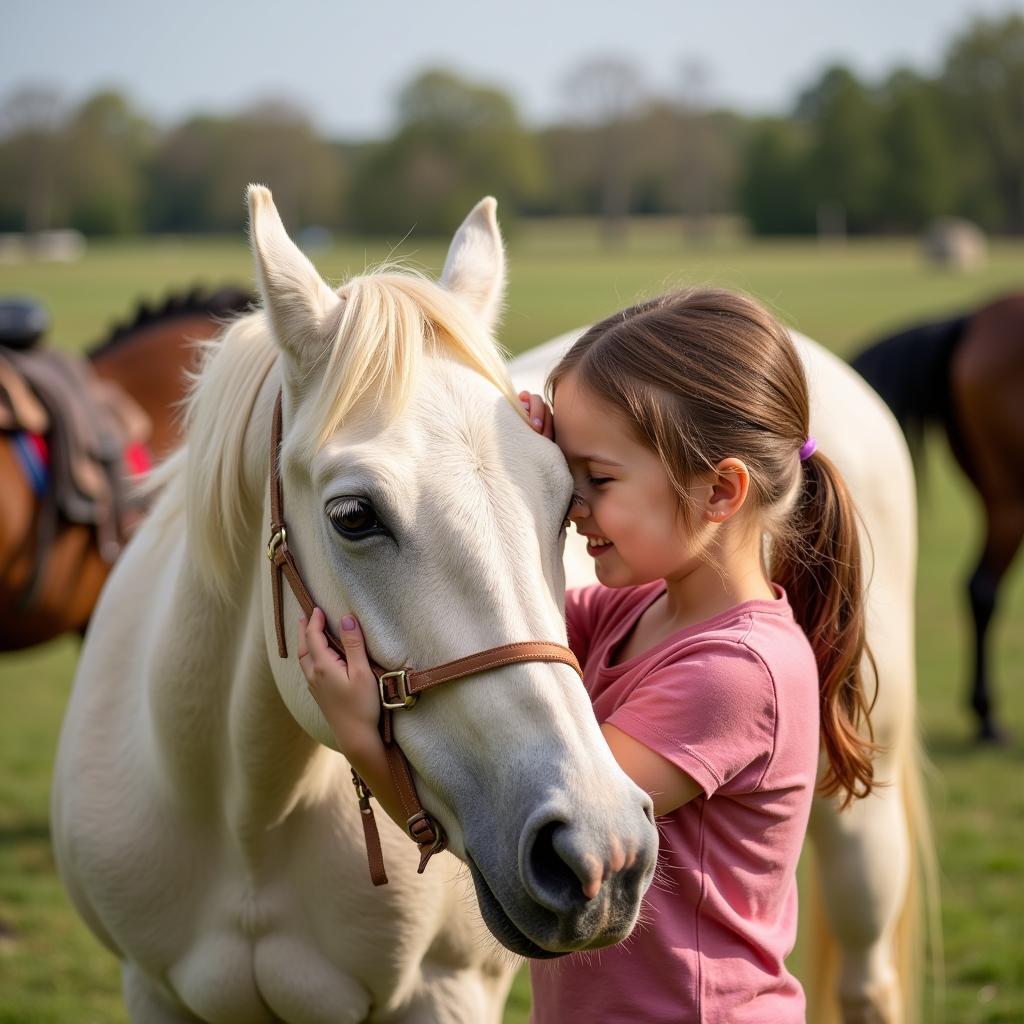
[327,498,386,539]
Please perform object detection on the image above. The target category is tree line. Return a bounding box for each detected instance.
[1,13,1020,238]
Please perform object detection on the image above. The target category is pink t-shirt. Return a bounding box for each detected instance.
[530,581,820,1024]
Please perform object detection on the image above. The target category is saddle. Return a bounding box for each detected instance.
[0,342,152,602]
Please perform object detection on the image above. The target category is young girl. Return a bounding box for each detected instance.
[299,288,877,1023]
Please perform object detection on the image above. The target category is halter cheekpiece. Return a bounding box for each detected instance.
[266,391,583,885]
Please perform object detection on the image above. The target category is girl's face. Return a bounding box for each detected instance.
[553,373,706,588]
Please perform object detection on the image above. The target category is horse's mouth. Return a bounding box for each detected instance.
[465,854,566,960]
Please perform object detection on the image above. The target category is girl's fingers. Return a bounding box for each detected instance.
[296,615,309,661]
[519,392,553,436]
[305,608,342,668]
[541,403,554,439]
[338,614,374,684]
[527,394,545,430]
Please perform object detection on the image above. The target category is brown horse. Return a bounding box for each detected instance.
[0,288,252,650]
[852,292,1024,742]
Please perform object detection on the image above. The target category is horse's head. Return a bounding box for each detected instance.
[248,185,657,957]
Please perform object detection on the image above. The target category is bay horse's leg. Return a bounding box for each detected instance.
[967,500,1024,742]
[123,962,205,1024]
[808,753,909,1024]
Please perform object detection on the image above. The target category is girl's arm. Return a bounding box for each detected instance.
[602,724,702,816]
[299,609,702,823]
[297,609,408,831]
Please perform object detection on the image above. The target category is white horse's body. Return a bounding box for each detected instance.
[53,184,928,1023]
[52,192,659,1023]
[511,329,927,1022]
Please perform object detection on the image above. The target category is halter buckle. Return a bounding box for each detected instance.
[351,769,373,813]
[408,810,447,873]
[266,526,287,561]
[378,669,416,710]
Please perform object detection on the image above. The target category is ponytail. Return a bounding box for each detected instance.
[772,451,879,808]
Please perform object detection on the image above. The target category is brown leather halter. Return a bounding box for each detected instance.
[266,392,582,885]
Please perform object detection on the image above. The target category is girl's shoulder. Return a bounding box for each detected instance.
[629,587,816,699]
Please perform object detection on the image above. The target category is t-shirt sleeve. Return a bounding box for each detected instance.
[564,585,606,670]
[605,638,777,798]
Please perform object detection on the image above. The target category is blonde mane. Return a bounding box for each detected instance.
[179,268,521,598]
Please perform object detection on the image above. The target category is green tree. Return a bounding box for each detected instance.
[875,70,955,231]
[941,14,1024,231]
[536,123,604,215]
[561,57,644,243]
[0,86,66,232]
[62,90,153,235]
[798,66,883,233]
[347,69,545,236]
[148,101,343,233]
[738,118,816,235]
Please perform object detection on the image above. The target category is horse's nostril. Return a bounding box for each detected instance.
[526,820,594,911]
[530,821,578,895]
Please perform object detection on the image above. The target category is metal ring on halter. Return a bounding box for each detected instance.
[378,669,417,710]
[267,527,287,560]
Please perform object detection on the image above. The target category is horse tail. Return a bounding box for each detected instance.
[803,856,840,1024]
[850,313,971,466]
[897,726,944,1024]
[803,728,942,1024]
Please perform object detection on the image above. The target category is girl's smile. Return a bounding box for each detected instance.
[583,534,614,558]
[553,372,702,588]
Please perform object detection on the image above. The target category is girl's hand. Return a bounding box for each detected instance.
[518,390,554,439]
[298,608,380,754]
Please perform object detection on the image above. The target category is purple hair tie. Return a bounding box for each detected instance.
[799,437,817,461]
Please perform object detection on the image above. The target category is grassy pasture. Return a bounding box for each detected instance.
[1,220,1022,1022]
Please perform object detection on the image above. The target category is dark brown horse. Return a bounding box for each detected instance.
[0,288,252,650]
[852,292,1024,742]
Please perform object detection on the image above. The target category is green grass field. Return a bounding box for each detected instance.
[1,221,1022,1022]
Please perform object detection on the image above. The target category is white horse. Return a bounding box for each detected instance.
[51,187,659,1023]
[510,328,934,1023]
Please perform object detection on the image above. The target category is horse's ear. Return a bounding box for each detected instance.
[247,184,340,369]
[439,196,506,332]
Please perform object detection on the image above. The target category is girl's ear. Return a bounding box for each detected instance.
[702,458,751,523]
[439,196,506,332]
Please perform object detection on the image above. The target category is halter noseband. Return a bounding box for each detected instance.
[266,392,582,885]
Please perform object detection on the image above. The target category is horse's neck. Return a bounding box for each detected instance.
[90,318,211,457]
[148,489,324,852]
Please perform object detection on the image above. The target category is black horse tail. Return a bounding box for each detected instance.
[850,311,972,464]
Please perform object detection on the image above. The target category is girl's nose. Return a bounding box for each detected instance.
[568,494,589,521]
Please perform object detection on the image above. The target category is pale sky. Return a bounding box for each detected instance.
[3,0,1022,138]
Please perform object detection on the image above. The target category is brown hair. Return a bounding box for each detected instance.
[548,288,878,807]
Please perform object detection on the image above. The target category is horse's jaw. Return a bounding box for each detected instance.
[462,847,651,959]
[401,681,658,959]
[464,856,566,959]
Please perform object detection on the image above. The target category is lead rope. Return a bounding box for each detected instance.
[266,391,582,886]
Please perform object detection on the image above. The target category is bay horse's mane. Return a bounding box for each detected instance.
[850,308,971,463]
[88,286,255,358]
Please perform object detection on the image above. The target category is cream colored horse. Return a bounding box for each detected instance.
[511,329,933,1024]
[51,188,659,1023]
